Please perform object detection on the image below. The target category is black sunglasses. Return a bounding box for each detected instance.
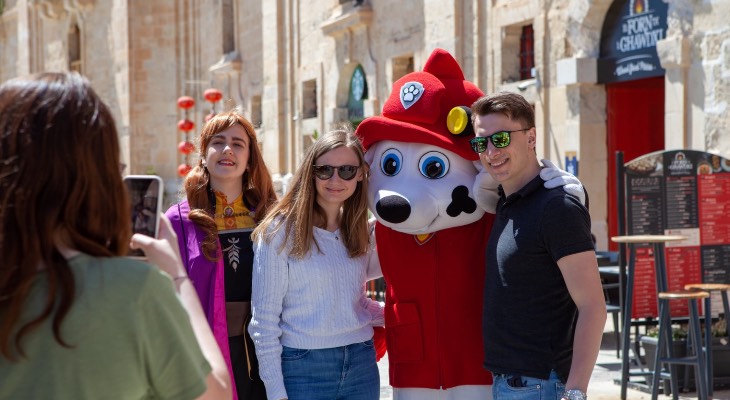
[312,165,360,181]
[469,128,531,153]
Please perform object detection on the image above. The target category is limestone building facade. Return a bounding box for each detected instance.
[1,0,728,247]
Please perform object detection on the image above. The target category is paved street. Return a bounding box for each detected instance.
[376,319,730,399]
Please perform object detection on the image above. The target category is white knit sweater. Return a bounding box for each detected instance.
[249,221,384,400]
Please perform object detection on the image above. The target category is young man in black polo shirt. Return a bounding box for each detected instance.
[470,92,606,400]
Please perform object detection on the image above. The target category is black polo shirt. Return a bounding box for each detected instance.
[482,174,594,382]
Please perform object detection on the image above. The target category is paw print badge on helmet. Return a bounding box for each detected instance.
[400,82,424,109]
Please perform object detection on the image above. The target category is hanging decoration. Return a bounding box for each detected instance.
[203,88,223,122]
[176,95,195,177]
[175,89,222,178]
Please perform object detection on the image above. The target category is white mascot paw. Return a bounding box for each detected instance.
[472,162,500,214]
[539,159,586,206]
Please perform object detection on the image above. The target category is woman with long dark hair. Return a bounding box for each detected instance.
[0,72,231,399]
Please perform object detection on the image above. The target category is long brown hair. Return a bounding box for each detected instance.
[0,72,131,360]
[183,111,276,260]
[252,128,370,259]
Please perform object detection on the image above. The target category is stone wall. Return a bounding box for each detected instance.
[694,0,730,157]
[1,0,729,239]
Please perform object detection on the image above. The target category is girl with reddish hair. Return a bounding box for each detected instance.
[166,110,277,400]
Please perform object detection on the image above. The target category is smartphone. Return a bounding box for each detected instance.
[124,175,164,258]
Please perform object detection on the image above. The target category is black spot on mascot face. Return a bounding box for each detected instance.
[446,185,477,217]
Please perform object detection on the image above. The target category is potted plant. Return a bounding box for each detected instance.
[640,325,688,373]
[641,318,730,390]
[709,317,730,379]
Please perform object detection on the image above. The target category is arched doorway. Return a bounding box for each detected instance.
[347,64,368,128]
[606,77,665,247]
[599,0,668,248]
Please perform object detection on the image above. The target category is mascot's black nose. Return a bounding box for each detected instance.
[446,185,477,217]
[376,195,411,224]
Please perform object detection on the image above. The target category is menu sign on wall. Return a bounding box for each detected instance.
[598,0,668,83]
[624,150,730,318]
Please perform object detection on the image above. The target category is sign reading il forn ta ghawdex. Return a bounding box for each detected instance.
[598,0,668,84]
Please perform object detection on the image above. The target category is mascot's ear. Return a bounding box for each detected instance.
[364,149,376,168]
[447,106,474,137]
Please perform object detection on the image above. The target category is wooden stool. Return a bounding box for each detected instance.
[684,282,730,398]
[651,290,710,400]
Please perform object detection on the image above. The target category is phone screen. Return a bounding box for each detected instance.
[124,175,163,257]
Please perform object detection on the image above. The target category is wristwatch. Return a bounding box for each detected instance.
[564,389,587,400]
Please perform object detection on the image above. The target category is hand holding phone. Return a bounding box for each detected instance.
[129,214,186,279]
[124,175,164,258]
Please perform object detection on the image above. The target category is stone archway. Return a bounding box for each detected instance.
[564,0,614,57]
[554,0,614,249]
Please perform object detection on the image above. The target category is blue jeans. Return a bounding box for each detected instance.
[281,339,379,400]
[492,370,565,400]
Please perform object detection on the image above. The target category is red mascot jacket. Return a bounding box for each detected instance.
[377,213,495,389]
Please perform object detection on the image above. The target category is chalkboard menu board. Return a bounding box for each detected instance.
[624,150,730,318]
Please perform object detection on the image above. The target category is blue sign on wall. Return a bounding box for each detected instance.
[598,0,668,83]
[565,151,579,177]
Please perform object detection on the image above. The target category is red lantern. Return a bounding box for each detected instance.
[177,96,195,109]
[204,88,223,103]
[205,112,216,122]
[177,163,192,177]
[178,141,195,155]
[177,119,195,132]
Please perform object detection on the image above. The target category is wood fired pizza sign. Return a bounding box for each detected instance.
[598,0,668,84]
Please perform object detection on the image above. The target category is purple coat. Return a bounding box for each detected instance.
[166,201,237,400]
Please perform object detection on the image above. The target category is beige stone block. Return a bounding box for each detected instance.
[579,122,607,161]
[700,31,727,61]
[493,0,538,26]
[657,35,691,69]
[556,57,597,86]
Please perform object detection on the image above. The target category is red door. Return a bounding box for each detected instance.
[607,77,665,250]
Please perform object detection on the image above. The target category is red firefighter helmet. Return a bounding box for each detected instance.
[356,48,484,161]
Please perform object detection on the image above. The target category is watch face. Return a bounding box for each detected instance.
[351,68,364,101]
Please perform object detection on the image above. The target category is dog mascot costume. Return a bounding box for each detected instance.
[355,48,584,400]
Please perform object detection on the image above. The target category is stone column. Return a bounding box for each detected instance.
[556,57,609,248]
[260,0,288,176]
[657,35,691,150]
[657,0,694,150]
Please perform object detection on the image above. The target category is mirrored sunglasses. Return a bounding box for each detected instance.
[312,165,360,181]
[469,128,531,153]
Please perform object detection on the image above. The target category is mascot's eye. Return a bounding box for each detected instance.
[380,148,403,176]
[418,151,450,179]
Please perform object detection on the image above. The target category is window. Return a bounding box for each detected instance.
[222,0,235,54]
[519,24,534,81]
[347,65,368,125]
[392,55,414,83]
[302,79,318,119]
[68,24,81,73]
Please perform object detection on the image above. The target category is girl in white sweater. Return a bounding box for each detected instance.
[249,129,383,400]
